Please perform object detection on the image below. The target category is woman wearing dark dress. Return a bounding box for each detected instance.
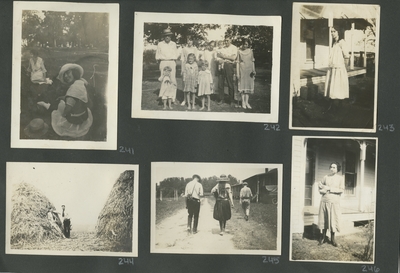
[211,174,234,236]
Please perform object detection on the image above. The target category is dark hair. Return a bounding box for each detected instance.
[209,40,216,46]
[30,49,39,57]
[332,24,345,41]
[192,174,201,181]
[242,38,251,47]
[329,162,341,172]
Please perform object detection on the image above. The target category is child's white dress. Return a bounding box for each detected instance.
[197,70,213,96]
[159,75,176,99]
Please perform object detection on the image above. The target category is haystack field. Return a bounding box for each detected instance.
[11,182,64,248]
[8,163,137,255]
[96,170,135,252]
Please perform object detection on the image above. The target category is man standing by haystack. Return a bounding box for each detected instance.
[184,174,203,234]
[240,182,253,221]
[156,28,179,104]
[61,205,71,238]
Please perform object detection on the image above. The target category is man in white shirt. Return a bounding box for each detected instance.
[156,28,179,103]
[239,182,253,221]
[217,38,238,106]
[184,174,204,234]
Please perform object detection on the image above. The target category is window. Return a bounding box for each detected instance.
[344,151,357,195]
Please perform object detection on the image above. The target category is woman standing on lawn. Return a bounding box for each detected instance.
[236,38,256,109]
[318,162,345,247]
[211,174,234,236]
[324,24,349,112]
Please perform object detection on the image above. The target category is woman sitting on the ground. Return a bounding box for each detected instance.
[39,64,93,138]
[27,49,47,83]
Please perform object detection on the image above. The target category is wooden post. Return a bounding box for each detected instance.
[257,180,260,203]
[350,23,355,70]
[160,190,163,201]
[358,141,367,212]
[364,31,367,68]
[328,13,333,58]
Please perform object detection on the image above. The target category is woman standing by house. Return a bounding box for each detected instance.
[211,174,234,236]
[324,25,350,112]
[318,162,345,247]
[236,38,256,109]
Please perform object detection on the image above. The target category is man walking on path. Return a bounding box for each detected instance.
[240,182,253,221]
[184,174,204,234]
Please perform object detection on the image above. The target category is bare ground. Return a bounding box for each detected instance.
[155,196,277,253]
[291,228,374,262]
[12,231,118,252]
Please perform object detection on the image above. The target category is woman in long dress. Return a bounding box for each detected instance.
[211,174,234,236]
[50,64,93,138]
[318,162,345,247]
[236,39,256,109]
[324,25,350,112]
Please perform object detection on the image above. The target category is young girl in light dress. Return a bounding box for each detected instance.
[197,61,213,111]
[182,53,198,110]
[158,66,176,110]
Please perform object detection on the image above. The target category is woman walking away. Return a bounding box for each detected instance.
[211,174,234,236]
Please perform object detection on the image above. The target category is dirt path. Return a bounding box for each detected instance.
[155,197,236,254]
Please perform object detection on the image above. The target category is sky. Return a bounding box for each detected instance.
[152,162,278,184]
[205,25,228,41]
[7,162,136,231]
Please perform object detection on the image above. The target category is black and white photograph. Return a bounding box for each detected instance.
[132,12,281,123]
[11,2,119,149]
[289,3,380,132]
[6,162,139,257]
[151,162,282,255]
[290,136,377,263]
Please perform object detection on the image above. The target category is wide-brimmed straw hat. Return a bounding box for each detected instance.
[162,28,173,36]
[192,174,201,181]
[24,118,48,138]
[243,182,248,185]
[217,174,230,182]
[57,63,84,84]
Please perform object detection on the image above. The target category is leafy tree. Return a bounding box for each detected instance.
[22,11,43,47]
[225,25,274,65]
[143,23,220,45]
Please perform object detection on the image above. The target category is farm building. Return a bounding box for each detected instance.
[232,168,278,204]
[291,137,377,235]
[291,4,378,95]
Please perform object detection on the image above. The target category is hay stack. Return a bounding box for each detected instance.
[11,182,64,246]
[96,170,134,252]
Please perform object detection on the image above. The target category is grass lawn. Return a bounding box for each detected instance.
[206,197,278,250]
[155,197,185,225]
[292,76,375,129]
[292,223,374,262]
[20,47,109,141]
[141,61,271,113]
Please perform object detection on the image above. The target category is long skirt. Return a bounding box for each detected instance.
[213,199,231,221]
[324,67,349,99]
[318,200,341,233]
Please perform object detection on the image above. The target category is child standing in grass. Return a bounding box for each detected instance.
[197,61,213,111]
[158,66,176,110]
[182,53,198,110]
